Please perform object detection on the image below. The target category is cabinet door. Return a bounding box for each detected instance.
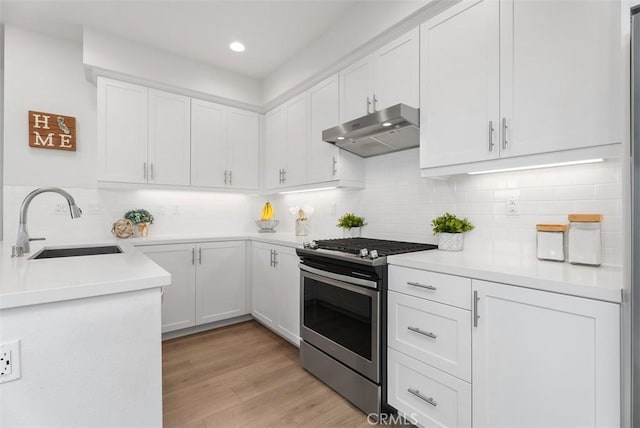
[191,99,228,188]
[97,77,148,183]
[148,89,191,185]
[472,280,620,428]
[251,242,278,328]
[264,106,287,189]
[139,244,196,333]
[499,0,621,158]
[308,75,340,183]
[195,241,247,325]
[227,107,260,190]
[374,27,420,111]
[275,246,300,346]
[339,54,375,123]
[420,0,500,168]
[284,93,309,187]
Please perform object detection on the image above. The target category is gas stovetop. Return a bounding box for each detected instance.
[297,237,437,266]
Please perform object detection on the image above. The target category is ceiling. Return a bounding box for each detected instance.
[1,0,359,79]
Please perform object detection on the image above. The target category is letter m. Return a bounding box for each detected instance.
[33,131,55,147]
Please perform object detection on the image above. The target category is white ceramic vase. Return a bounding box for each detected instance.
[438,232,464,251]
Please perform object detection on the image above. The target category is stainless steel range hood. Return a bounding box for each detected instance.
[322,104,419,158]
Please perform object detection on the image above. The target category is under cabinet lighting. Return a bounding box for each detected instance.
[279,187,337,195]
[229,41,245,52]
[336,136,345,140]
[467,158,604,175]
[382,122,392,127]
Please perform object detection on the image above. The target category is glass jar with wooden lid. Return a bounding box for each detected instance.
[536,224,568,262]
[568,214,603,266]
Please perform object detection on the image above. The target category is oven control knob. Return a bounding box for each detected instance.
[303,241,310,249]
[369,250,379,259]
[309,240,318,249]
[359,248,369,258]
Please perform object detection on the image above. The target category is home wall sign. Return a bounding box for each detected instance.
[28,110,76,151]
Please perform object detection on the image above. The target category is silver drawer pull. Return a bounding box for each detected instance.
[408,326,437,339]
[407,281,437,291]
[408,388,437,407]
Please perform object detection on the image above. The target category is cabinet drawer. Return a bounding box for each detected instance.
[389,265,471,309]
[388,291,471,381]
[388,348,471,428]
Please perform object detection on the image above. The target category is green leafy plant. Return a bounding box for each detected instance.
[124,209,155,225]
[431,212,474,234]
[337,213,366,229]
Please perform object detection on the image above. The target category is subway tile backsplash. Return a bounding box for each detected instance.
[3,148,623,266]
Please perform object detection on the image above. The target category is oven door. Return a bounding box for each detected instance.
[300,264,380,383]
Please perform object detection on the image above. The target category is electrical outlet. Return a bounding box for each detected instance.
[506,198,519,216]
[0,341,21,383]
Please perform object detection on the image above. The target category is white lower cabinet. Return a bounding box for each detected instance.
[388,266,621,428]
[251,242,300,345]
[388,348,472,428]
[472,280,620,428]
[139,241,247,334]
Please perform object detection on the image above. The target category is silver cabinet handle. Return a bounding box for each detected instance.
[407,281,437,291]
[270,249,274,267]
[502,117,508,149]
[489,120,495,152]
[408,326,437,339]
[224,170,228,185]
[143,162,147,180]
[273,251,279,267]
[198,248,202,265]
[278,169,283,184]
[191,248,195,265]
[228,170,232,186]
[473,290,480,327]
[366,96,372,114]
[332,156,338,176]
[372,93,378,111]
[282,169,286,183]
[408,388,437,407]
[150,163,155,180]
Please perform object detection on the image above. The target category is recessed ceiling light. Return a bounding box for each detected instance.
[229,41,245,53]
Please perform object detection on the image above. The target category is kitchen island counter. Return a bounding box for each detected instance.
[0,239,170,310]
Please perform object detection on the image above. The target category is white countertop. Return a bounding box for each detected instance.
[387,249,623,303]
[126,232,321,248]
[0,239,171,310]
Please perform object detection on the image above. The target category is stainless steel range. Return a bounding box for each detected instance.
[296,238,437,415]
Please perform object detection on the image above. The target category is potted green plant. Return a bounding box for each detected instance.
[431,212,474,251]
[337,212,366,238]
[124,209,155,237]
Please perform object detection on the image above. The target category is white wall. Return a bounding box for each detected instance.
[3,26,97,189]
[262,149,623,266]
[83,28,262,109]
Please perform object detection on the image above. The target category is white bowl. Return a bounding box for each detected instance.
[255,219,279,232]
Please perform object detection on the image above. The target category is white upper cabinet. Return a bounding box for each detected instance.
[97,78,148,183]
[374,27,420,112]
[420,0,621,174]
[499,0,621,158]
[227,107,260,190]
[420,0,500,168]
[340,27,420,123]
[148,89,191,186]
[190,99,228,188]
[339,55,376,123]
[264,93,309,189]
[191,99,259,190]
[308,75,365,185]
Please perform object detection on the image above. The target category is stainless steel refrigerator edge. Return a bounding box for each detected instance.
[632,8,640,428]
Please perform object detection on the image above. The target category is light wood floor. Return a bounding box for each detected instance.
[162,320,383,428]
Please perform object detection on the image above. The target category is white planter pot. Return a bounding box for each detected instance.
[438,232,464,251]
[342,227,362,238]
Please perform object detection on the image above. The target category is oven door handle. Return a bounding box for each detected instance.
[299,263,378,290]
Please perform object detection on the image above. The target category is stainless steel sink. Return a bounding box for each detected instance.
[30,245,123,260]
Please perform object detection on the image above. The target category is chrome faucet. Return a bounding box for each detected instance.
[15,187,82,254]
